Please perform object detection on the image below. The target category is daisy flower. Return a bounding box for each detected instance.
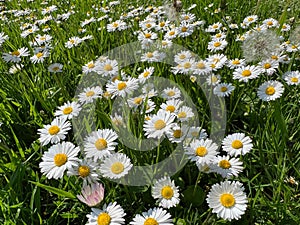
[166,124,189,143]
[160,99,183,114]
[2,47,29,63]
[67,159,99,185]
[127,95,144,109]
[164,28,178,40]
[106,77,139,98]
[39,141,80,179]
[283,71,300,85]
[38,117,71,146]
[140,50,166,62]
[206,74,221,86]
[258,60,279,75]
[84,129,118,162]
[86,202,126,225]
[0,32,8,46]
[176,106,195,122]
[208,39,228,52]
[130,207,173,225]
[152,176,180,208]
[187,126,208,140]
[82,60,100,74]
[206,180,248,221]
[232,65,262,82]
[213,83,235,97]
[78,86,103,104]
[211,155,243,178]
[172,59,195,75]
[143,109,176,139]
[48,63,63,73]
[99,153,133,179]
[243,15,258,26]
[138,67,155,83]
[77,182,105,207]
[227,58,246,69]
[193,60,213,75]
[185,139,218,166]
[206,22,223,33]
[257,80,284,101]
[262,18,278,29]
[30,50,50,64]
[54,101,82,119]
[97,59,118,77]
[174,50,193,64]
[161,87,181,99]
[65,36,82,48]
[9,64,24,74]
[222,133,253,157]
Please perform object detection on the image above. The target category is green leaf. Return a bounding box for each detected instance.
[29,181,76,199]
[182,185,205,207]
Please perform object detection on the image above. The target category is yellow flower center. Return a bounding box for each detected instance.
[36,52,43,58]
[154,119,166,130]
[264,63,271,69]
[52,67,60,71]
[48,125,60,135]
[213,42,221,47]
[184,15,190,20]
[241,70,251,77]
[86,91,95,97]
[191,131,198,137]
[231,140,243,149]
[112,22,119,27]
[248,17,254,21]
[146,52,153,58]
[70,39,75,44]
[111,162,124,174]
[160,22,165,27]
[271,55,278,60]
[144,218,158,225]
[169,31,175,36]
[291,77,298,83]
[161,186,174,199]
[291,45,297,49]
[62,107,73,115]
[146,23,152,28]
[95,138,107,150]
[220,193,235,208]
[97,212,111,225]
[195,147,207,157]
[196,62,205,69]
[54,153,68,167]
[78,165,90,178]
[167,90,175,96]
[143,71,150,77]
[11,50,20,56]
[267,21,273,26]
[145,33,151,38]
[179,54,186,60]
[183,62,191,69]
[166,105,175,112]
[265,86,275,95]
[220,87,228,92]
[215,33,222,38]
[133,97,142,105]
[219,160,231,169]
[212,24,219,29]
[88,63,95,69]
[211,76,218,83]
[232,60,240,65]
[181,27,188,32]
[173,130,182,138]
[117,82,127,90]
[103,64,113,71]
[177,111,187,118]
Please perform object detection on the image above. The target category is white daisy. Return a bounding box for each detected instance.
[39,141,80,179]
[82,60,100,74]
[283,71,300,85]
[78,86,103,104]
[106,77,139,98]
[227,58,246,69]
[48,63,63,73]
[232,65,262,82]
[208,39,228,52]
[176,106,195,122]
[130,207,173,225]
[185,139,218,166]
[67,159,99,185]
[211,155,243,178]
[2,47,29,63]
[97,59,119,77]
[206,180,248,221]
[174,50,193,64]
[257,80,284,101]
[38,117,71,146]
[206,74,221,86]
[166,124,189,143]
[152,176,180,208]
[99,153,133,179]
[222,133,253,157]
[65,36,82,48]
[143,109,176,139]
[84,129,118,162]
[54,101,82,119]
[258,60,279,75]
[77,182,105,207]
[86,202,126,225]
[138,67,155,83]
[161,87,181,99]
[160,99,183,114]
[192,60,213,75]
[187,126,208,140]
[213,83,235,97]
[30,50,50,64]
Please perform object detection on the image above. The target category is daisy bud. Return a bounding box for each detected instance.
[77,182,105,207]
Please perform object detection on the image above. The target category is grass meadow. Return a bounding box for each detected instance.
[0,0,300,224]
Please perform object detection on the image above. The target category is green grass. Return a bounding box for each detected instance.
[0,0,300,224]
